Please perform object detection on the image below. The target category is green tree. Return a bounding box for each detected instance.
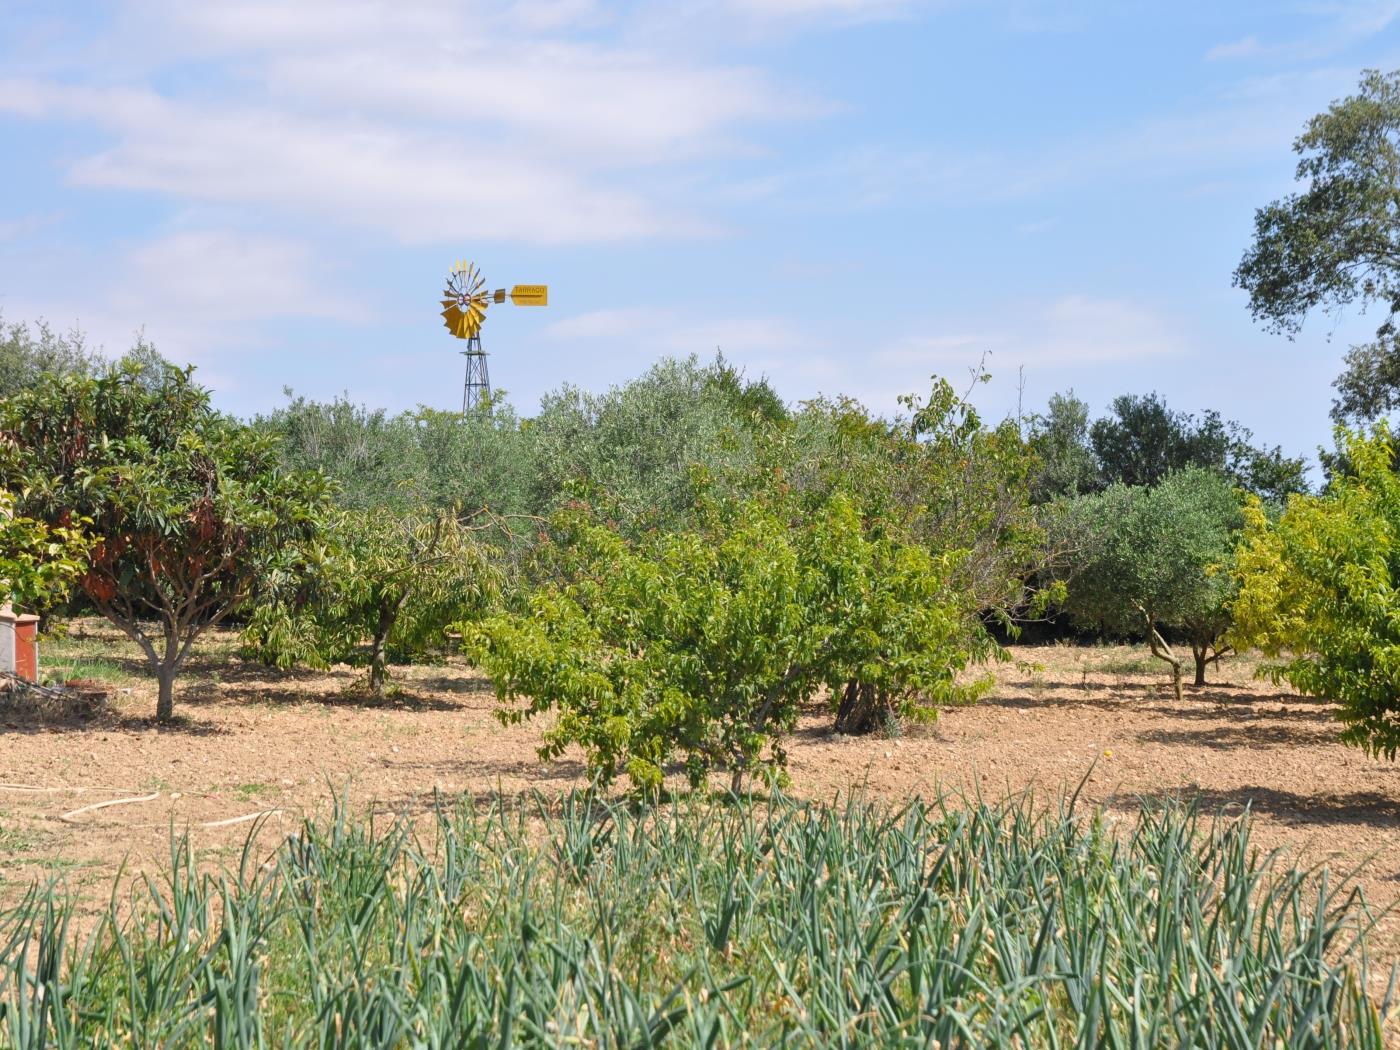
[246,507,498,695]
[1056,469,1244,697]
[1232,427,1400,759]
[1026,391,1101,501]
[0,491,93,613]
[258,394,538,524]
[776,376,1046,632]
[0,314,100,397]
[1234,69,1400,423]
[463,491,993,793]
[255,393,423,512]
[0,366,333,720]
[1088,393,1306,501]
[528,356,763,532]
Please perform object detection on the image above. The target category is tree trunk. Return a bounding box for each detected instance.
[1192,644,1208,687]
[834,680,894,735]
[369,631,388,697]
[1139,608,1183,703]
[156,666,177,722]
[368,596,406,698]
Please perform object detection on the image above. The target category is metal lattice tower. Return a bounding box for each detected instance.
[440,260,547,417]
[461,335,490,414]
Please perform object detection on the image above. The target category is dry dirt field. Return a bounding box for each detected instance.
[4,620,1400,1004]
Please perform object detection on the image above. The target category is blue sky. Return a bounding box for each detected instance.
[2,1,1398,461]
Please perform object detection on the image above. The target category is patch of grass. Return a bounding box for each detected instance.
[1093,650,1161,676]
[40,656,139,687]
[233,782,276,800]
[0,825,42,855]
[0,791,1389,1045]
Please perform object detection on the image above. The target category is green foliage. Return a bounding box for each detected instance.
[255,393,421,512]
[0,792,1387,1045]
[1027,390,1308,505]
[772,376,1045,626]
[528,356,766,532]
[1055,468,1244,694]
[1232,427,1400,759]
[1026,390,1100,501]
[246,508,499,694]
[0,314,100,398]
[257,394,538,519]
[0,365,333,719]
[1088,393,1307,502]
[1234,69,1400,423]
[464,490,993,792]
[0,490,92,613]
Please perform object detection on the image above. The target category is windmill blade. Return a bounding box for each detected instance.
[439,260,495,339]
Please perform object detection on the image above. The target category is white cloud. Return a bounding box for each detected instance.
[545,307,805,355]
[1205,35,1263,61]
[112,231,365,324]
[722,0,918,22]
[1204,2,1400,63]
[3,80,704,244]
[544,308,674,340]
[1,229,361,381]
[0,0,831,245]
[0,212,61,242]
[539,294,1185,416]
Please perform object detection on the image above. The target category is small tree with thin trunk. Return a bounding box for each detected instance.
[244,508,498,696]
[1054,468,1243,698]
[0,365,332,720]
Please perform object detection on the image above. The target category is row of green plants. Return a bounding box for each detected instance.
[1,790,1390,1047]
[4,68,1400,779]
[4,345,1400,782]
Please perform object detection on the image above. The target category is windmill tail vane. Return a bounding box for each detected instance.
[439,260,547,413]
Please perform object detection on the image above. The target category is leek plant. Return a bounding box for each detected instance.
[1,790,1391,1047]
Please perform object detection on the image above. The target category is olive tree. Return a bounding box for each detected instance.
[1056,468,1244,698]
[0,366,333,720]
[0,314,100,398]
[1232,427,1400,758]
[527,356,767,532]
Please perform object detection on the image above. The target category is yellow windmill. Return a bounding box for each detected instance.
[441,260,547,413]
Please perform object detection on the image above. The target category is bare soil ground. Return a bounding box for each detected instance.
[3,621,1399,1005]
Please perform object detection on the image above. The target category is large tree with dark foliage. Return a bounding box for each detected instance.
[1026,391,1307,503]
[0,365,333,720]
[1089,393,1306,501]
[1235,69,1400,423]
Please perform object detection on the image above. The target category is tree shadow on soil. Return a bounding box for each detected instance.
[1136,722,1338,750]
[984,687,1333,722]
[175,681,470,714]
[1112,785,1400,830]
[365,757,590,816]
[411,675,494,696]
[0,705,228,737]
